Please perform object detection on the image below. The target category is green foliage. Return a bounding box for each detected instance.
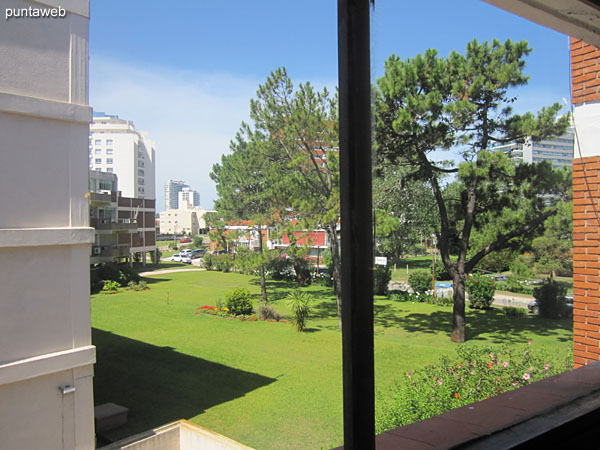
[127,280,149,291]
[95,263,140,290]
[376,343,571,433]
[466,274,497,309]
[498,276,534,295]
[510,256,534,279]
[409,270,432,297]
[258,305,281,321]
[533,281,568,318]
[203,253,214,270]
[374,265,392,295]
[192,236,204,248]
[388,290,411,302]
[532,201,573,278]
[286,290,312,332]
[225,288,254,316]
[215,254,234,273]
[102,280,120,294]
[502,307,527,317]
[265,257,295,281]
[376,38,571,342]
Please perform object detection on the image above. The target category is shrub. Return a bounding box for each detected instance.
[502,306,527,317]
[203,253,214,271]
[432,264,451,281]
[258,305,281,321]
[408,270,432,298]
[388,290,410,302]
[127,280,149,291]
[102,280,120,294]
[533,280,568,319]
[374,265,391,296]
[422,294,453,307]
[265,257,294,281]
[376,343,571,433]
[286,290,312,332]
[96,263,140,287]
[225,288,254,315]
[313,270,333,287]
[466,273,496,309]
[215,254,233,272]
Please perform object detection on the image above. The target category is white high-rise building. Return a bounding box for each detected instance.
[89,113,156,199]
[164,179,189,210]
[178,187,200,208]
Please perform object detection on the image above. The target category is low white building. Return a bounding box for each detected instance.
[159,202,209,236]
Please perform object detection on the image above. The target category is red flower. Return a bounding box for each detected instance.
[488,362,493,369]
[454,393,461,398]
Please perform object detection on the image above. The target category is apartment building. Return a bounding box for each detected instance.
[178,186,201,208]
[0,1,95,448]
[89,113,156,199]
[490,128,575,169]
[164,179,189,210]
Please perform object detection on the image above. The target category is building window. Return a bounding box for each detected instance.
[138,187,145,193]
[138,178,145,185]
[106,168,113,173]
[107,158,113,164]
[138,169,144,176]
[95,149,101,154]
[95,139,101,145]
[138,152,144,159]
[95,158,101,164]
[106,149,113,155]
[106,139,113,145]
[138,161,144,167]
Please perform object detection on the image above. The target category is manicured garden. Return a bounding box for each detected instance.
[91,267,572,449]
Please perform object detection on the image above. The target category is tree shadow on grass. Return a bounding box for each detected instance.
[391,307,572,343]
[92,328,276,443]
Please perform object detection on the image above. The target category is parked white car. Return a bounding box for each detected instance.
[171,254,182,262]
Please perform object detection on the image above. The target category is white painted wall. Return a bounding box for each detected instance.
[574,102,600,158]
[0,1,95,448]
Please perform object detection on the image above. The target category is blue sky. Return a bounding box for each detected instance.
[89,0,571,211]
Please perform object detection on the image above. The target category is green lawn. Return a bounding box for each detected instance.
[92,270,572,449]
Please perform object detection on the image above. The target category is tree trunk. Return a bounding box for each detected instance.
[258,224,268,302]
[327,222,343,329]
[451,272,466,343]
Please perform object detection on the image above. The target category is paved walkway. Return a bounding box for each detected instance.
[139,268,205,276]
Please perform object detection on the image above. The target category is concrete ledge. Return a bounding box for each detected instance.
[0,91,92,124]
[0,345,96,386]
[0,227,94,248]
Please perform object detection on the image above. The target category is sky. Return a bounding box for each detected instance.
[89,0,571,211]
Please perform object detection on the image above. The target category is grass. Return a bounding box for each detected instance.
[92,270,572,449]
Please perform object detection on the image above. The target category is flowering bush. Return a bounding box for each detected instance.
[376,342,571,433]
[408,270,432,299]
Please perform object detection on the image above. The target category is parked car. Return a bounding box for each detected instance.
[171,254,182,262]
[527,295,573,316]
[180,249,192,256]
[181,255,192,264]
[190,249,206,259]
[180,238,192,243]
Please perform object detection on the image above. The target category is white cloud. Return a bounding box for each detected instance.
[90,57,261,211]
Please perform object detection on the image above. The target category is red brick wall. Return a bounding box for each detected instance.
[571,37,600,105]
[573,156,600,368]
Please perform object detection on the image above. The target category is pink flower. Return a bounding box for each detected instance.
[529,367,534,372]
[512,381,518,386]
[544,364,549,371]
[437,378,443,385]
[503,361,509,368]
[523,373,530,380]
[489,353,495,359]
[406,371,411,378]
[528,340,532,345]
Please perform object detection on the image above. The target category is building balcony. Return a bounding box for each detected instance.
[90,192,118,205]
[91,218,138,232]
[91,244,130,260]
